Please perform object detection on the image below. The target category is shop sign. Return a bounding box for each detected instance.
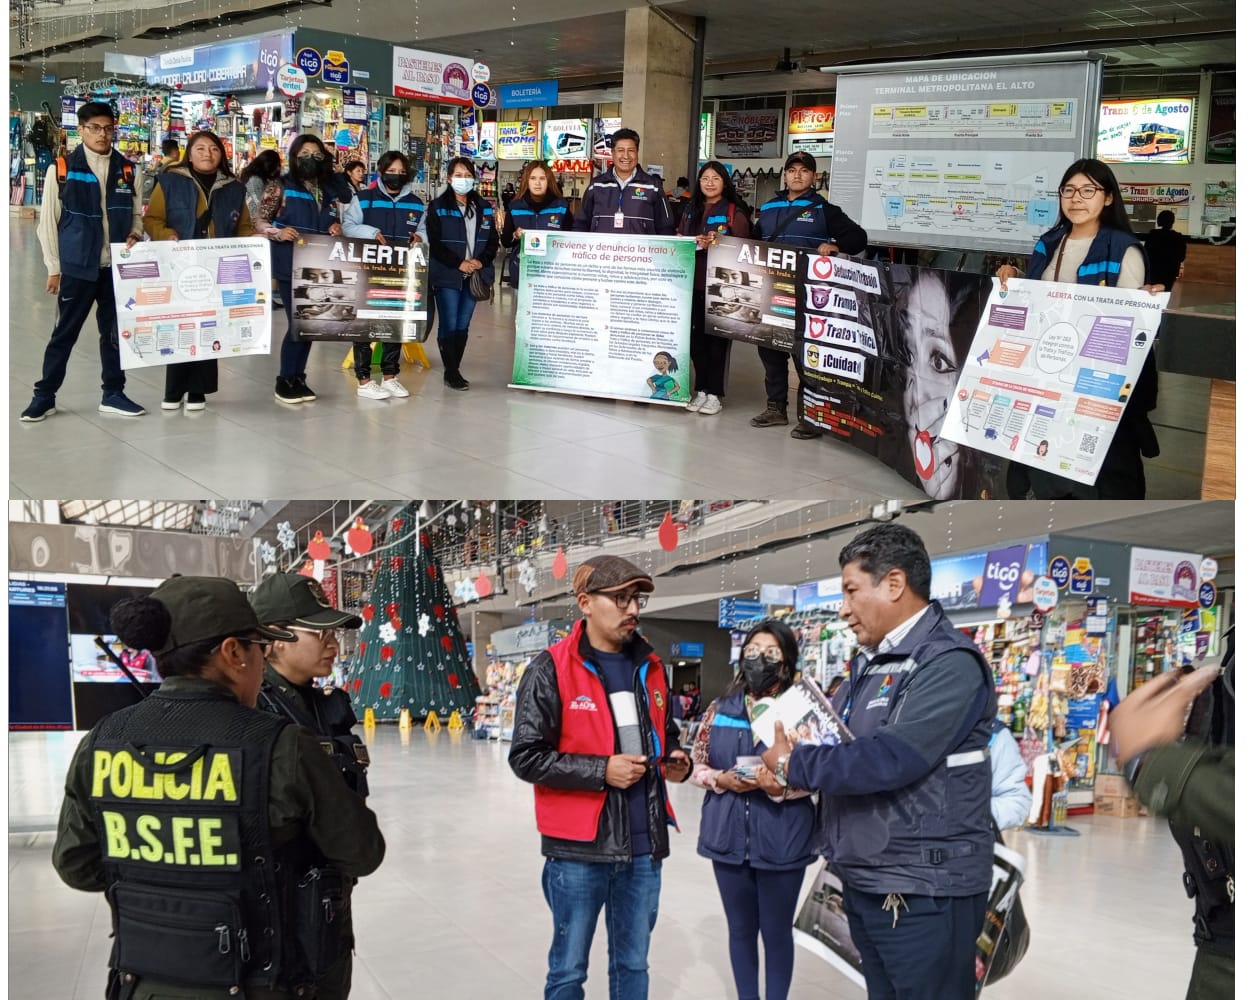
[1200,557,1218,581]
[1069,557,1094,595]
[322,50,350,86]
[495,120,540,159]
[1119,182,1191,205]
[1032,577,1058,612]
[60,96,81,127]
[472,62,491,84]
[295,46,322,79]
[929,542,1047,611]
[392,45,473,105]
[1085,597,1108,635]
[341,87,369,124]
[277,65,308,97]
[1181,608,1200,634]
[1047,555,1071,590]
[550,158,594,173]
[1027,608,1046,630]
[543,119,590,159]
[477,121,496,158]
[760,583,795,605]
[146,33,291,91]
[472,83,493,108]
[495,79,559,109]
[1195,632,1211,659]
[670,642,705,659]
[490,619,573,657]
[1198,582,1217,609]
[715,109,783,158]
[788,105,835,155]
[717,598,766,628]
[981,545,1029,608]
[1128,546,1202,608]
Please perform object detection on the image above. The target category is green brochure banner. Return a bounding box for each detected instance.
[510,231,695,405]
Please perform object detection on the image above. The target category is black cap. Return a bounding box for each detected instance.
[150,576,296,654]
[250,572,364,629]
[784,151,817,172]
[572,555,655,596]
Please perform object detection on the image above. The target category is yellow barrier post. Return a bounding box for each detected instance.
[447,710,464,732]
[423,710,441,732]
[398,707,412,729]
[363,707,376,727]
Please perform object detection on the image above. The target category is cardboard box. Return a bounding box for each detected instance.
[1094,794,1141,818]
[17,207,35,219]
[1094,774,1132,798]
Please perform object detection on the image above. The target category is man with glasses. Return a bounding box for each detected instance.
[510,554,691,1000]
[22,101,148,422]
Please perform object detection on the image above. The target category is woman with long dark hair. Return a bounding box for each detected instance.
[239,148,282,223]
[499,160,572,286]
[425,156,499,390]
[690,620,816,1000]
[678,160,754,416]
[996,158,1161,498]
[144,130,253,411]
[265,134,344,405]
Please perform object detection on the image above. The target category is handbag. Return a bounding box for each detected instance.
[468,269,494,302]
[981,823,1031,988]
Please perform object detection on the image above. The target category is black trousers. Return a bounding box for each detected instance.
[34,268,125,397]
[164,359,218,399]
[690,307,731,397]
[352,341,402,379]
[757,344,799,413]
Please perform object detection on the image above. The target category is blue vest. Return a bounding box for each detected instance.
[429,196,496,289]
[507,197,571,232]
[355,184,426,241]
[822,602,995,895]
[1027,225,1143,286]
[757,189,831,249]
[56,146,137,280]
[696,689,817,871]
[271,177,340,280]
[156,170,247,240]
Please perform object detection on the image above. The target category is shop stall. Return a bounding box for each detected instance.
[481,620,572,740]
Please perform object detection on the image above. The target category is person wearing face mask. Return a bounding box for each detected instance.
[690,620,816,1000]
[342,151,427,400]
[144,130,254,412]
[425,156,499,390]
[264,134,345,405]
[574,128,676,235]
[499,160,573,287]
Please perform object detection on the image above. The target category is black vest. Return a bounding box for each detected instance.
[157,169,247,239]
[258,674,369,799]
[88,683,290,991]
[56,145,137,279]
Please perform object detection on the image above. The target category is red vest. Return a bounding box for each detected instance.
[533,620,678,842]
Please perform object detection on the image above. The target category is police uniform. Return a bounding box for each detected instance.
[51,577,385,1000]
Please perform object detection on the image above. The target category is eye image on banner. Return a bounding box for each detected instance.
[291,235,430,343]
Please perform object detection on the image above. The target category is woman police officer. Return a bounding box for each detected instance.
[52,575,385,1000]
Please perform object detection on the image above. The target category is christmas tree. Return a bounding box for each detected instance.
[347,503,482,721]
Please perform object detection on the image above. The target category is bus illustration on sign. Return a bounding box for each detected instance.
[1128,122,1186,157]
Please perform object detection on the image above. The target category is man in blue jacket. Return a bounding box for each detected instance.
[761,522,995,1000]
[575,128,675,236]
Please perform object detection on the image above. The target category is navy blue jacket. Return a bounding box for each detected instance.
[271,176,341,280]
[575,166,675,235]
[56,145,138,279]
[151,168,248,240]
[787,602,995,897]
[501,193,573,283]
[757,188,867,254]
[1026,224,1144,286]
[697,689,816,871]
[344,183,426,242]
[425,189,498,289]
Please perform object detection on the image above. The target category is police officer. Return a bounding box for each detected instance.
[752,151,867,438]
[52,576,385,1000]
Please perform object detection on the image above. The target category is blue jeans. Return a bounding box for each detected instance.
[541,856,662,1000]
[433,282,477,340]
[713,861,808,1000]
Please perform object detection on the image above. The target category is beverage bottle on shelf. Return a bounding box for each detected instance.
[1011,694,1026,735]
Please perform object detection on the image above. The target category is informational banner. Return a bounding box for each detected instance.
[496,120,540,159]
[828,58,1102,253]
[1202,180,1235,226]
[110,238,272,370]
[714,109,783,158]
[941,278,1168,487]
[477,121,497,159]
[510,232,695,405]
[145,33,291,91]
[392,46,473,105]
[290,235,429,343]
[1128,548,1203,608]
[1098,97,1195,164]
[703,236,801,350]
[458,107,478,156]
[60,96,82,127]
[543,118,590,159]
[340,87,369,123]
[789,105,835,155]
[929,543,1048,610]
[1205,91,1234,163]
[1119,183,1190,205]
[495,79,559,109]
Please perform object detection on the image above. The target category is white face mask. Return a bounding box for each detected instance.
[450,176,475,195]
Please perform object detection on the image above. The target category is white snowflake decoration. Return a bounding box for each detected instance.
[418,614,432,637]
[454,578,477,604]
[379,622,397,643]
[276,521,296,551]
[259,541,277,571]
[518,559,538,594]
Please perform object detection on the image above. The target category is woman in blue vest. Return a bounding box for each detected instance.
[144,130,254,411]
[264,134,345,405]
[499,160,573,287]
[996,158,1162,499]
[691,620,816,1000]
[342,151,426,401]
[425,157,498,390]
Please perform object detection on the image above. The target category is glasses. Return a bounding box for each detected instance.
[213,635,273,655]
[1058,184,1104,199]
[289,626,341,644]
[593,590,648,610]
[742,645,785,663]
[81,124,116,136]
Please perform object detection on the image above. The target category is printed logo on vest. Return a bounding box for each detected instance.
[568,694,598,712]
[654,690,664,709]
[877,675,894,697]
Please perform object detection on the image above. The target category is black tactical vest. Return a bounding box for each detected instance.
[258,677,369,798]
[88,684,289,992]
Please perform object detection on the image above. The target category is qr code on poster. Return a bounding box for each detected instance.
[1079,433,1099,455]
[240,325,253,341]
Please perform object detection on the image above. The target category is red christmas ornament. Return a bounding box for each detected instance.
[385,602,399,618]
[390,556,403,572]
[390,615,403,631]
[298,559,316,577]
[658,510,679,551]
[351,678,362,693]
[361,604,375,622]
[379,681,393,699]
[307,530,331,561]
[440,635,453,652]
[448,673,460,689]
[419,532,430,549]
[474,571,493,597]
[380,645,394,661]
[552,546,568,580]
[433,604,445,620]
[426,564,438,580]
[346,517,374,555]
[358,641,366,657]
[391,517,404,533]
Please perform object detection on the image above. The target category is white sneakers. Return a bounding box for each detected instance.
[381,377,410,397]
[357,381,391,400]
[698,395,722,415]
[686,391,707,412]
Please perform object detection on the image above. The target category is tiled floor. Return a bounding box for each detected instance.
[10,728,1196,999]
[7,217,1209,499]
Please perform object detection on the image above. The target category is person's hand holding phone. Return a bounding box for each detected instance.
[606,754,648,789]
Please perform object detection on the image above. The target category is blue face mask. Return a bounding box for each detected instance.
[450,176,475,195]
